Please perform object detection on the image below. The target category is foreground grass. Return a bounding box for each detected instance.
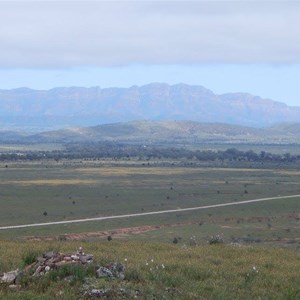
[0,240,299,299]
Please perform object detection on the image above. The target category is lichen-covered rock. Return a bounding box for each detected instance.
[89,288,109,297]
[96,266,114,278]
[95,262,125,280]
[0,269,20,284]
[109,262,125,280]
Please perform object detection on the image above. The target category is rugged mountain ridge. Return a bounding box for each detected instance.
[0,83,299,130]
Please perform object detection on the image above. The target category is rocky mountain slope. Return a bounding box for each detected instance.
[0,83,299,130]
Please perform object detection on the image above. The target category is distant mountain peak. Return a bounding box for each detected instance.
[0,83,299,131]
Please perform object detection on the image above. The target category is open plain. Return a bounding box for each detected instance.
[0,157,299,299]
[0,159,299,246]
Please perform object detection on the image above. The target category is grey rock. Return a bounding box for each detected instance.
[15,271,24,284]
[96,263,125,280]
[8,284,21,291]
[32,265,43,277]
[45,266,51,272]
[43,251,57,259]
[0,269,20,284]
[109,262,125,280]
[89,288,109,296]
[96,266,114,278]
[79,254,93,264]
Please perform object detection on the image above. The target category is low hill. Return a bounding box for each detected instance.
[23,120,300,145]
[269,122,300,134]
[0,130,29,143]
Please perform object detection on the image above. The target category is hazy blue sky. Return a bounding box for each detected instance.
[1,0,300,106]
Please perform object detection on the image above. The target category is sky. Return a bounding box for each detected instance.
[0,0,300,106]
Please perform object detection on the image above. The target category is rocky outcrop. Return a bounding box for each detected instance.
[0,248,125,285]
[95,262,125,280]
[27,247,94,277]
[0,269,20,284]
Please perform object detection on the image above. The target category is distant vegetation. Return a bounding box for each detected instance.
[2,120,300,145]
[1,143,299,164]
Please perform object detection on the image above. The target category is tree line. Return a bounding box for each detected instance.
[0,142,299,163]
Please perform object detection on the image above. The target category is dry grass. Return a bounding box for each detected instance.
[76,167,270,176]
[0,240,299,299]
[0,179,98,186]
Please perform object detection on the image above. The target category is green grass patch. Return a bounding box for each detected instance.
[0,240,299,299]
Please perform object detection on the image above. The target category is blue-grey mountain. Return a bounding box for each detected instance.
[0,83,299,130]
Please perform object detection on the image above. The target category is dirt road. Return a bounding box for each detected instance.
[0,194,299,230]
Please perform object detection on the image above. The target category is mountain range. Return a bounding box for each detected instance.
[1,83,300,131]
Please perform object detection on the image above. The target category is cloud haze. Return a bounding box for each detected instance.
[1,1,300,68]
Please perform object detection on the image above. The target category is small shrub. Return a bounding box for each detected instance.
[19,273,33,288]
[22,251,38,266]
[58,235,67,241]
[48,264,94,284]
[125,268,142,282]
[243,266,259,287]
[189,236,197,246]
[209,234,224,245]
[32,276,52,293]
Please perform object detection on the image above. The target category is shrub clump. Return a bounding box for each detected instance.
[22,251,38,266]
[208,234,224,245]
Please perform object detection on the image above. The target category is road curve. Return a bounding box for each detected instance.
[0,194,299,230]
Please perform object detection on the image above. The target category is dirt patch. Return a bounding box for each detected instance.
[23,222,199,241]
[221,225,241,229]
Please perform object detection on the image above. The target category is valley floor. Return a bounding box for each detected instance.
[0,159,299,298]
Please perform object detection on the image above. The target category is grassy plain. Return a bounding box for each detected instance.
[0,144,64,152]
[0,160,299,246]
[0,159,299,299]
